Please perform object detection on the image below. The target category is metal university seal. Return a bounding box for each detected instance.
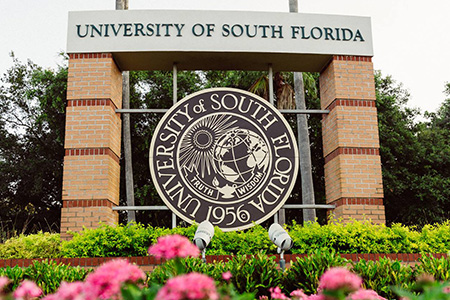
[150,88,299,231]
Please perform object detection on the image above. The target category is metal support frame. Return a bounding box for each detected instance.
[113,204,335,211]
[268,64,274,106]
[173,64,178,105]
[113,204,335,228]
[115,108,329,114]
[113,206,170,211]
[279,249,286,271]
[114,65,332,227]
[172,64,178,228]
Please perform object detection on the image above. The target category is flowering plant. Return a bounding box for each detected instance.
[147,234,201,278]
[138,234,254,300]
[39,259,145,300]
[148,234,200,261]
[13,280,42,300]
[264,268,385,300]
[1,233,450,300]
[393,274,450,300]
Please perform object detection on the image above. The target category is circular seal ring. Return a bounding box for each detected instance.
[149,88,298,231]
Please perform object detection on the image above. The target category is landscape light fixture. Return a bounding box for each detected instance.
[193,220,215,263]
[268,223,293,271]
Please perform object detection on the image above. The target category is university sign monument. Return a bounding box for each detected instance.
[60,9,385,238]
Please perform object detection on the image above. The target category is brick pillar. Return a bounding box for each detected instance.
[319,56,385,223]
[61,53,122,239]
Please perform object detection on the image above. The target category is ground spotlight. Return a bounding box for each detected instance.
[268,223,293,271]
[193,220,214,262]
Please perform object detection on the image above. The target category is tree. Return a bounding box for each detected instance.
[410,83,450,224]
[376,72,450,225]
[426,83,450,130]
[115,0,136,223]
[0,55,67,236]
[289,0,316,223]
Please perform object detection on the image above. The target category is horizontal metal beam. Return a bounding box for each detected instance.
[112,206,170,211]
[113,204,335,211]
[282,204,335,209]
[115,109,169,113]
[278,109,329,114]
[115,108,329,114]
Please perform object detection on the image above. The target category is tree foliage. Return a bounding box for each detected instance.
[0,55,66,237]
[377,73,450,225]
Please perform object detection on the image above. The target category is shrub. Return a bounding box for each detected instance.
[149,252,281,298]
[0,232,61,259]
[2,220,450,259]
[60,223,154,258]
[416,255,450,282]
[226,253,282,297]
[148,257,227,285]
[418,221,450,253]
[351,258,415,299]
[283,249,348,294]
[60,223,199,258]
[207,224,275,255]
[0,265,25,291]
[0,260,90,294]
[23,260,90,295]
[288,220,425,254]
[110,254,450,298]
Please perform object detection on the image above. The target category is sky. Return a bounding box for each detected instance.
[1,0,449,114]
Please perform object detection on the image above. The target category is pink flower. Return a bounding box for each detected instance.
[42,281,93,300]
[148,234,200,260]
[13,280,42,300]
[269,286,289,300]
[348,289,386,300]
[259,296,269,300]
[0,276,10,293]
[318,267,362,292]
[290,289,308,299]
[85,259,146,300]
[444,285,450,294]
[222,271,232,281]
[42,295,59,300]
[156,272,218,300]
[307,295,325,300]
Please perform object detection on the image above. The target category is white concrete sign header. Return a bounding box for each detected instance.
[67,10,373,71]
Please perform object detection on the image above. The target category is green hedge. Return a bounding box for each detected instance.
[1,220,450,259]
[289,221,426,254]
[0,232,61,259]
[60,223,274,258]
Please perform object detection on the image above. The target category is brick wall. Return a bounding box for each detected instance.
[319,56,385,223]
[322,104,380,157]
[320,56,375,109]
[64,102,122,155]
[67,53,122,106]
[60,206,118,234]
[61,53,122,239]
